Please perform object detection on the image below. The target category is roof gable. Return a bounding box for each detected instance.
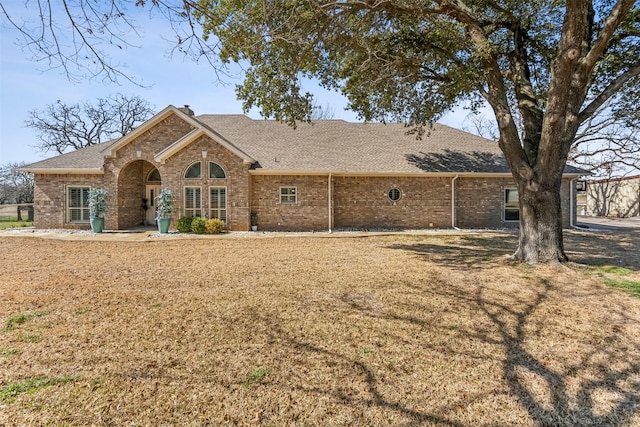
[154,127,255,164]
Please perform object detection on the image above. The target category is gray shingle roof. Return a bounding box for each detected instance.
[19,112,586,175]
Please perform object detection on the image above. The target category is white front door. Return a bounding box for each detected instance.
[146,185,162,225]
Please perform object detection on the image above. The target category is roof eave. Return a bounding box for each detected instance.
[16,168,104,175]
[249,170,515,177]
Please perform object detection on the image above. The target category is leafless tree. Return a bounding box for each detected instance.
[570,99,640,178]
[25,94,155,155]
[0,162,33,204]
[311,102,336,121]
[0,0,227,84]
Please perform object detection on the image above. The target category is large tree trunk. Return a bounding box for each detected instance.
[512,175,568,264]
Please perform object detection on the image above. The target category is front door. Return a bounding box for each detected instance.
[146,185,162,225]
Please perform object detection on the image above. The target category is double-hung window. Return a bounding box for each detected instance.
[280,187,297,204]
[504,188,520,221]
[184,187,202,217]
[68,186,90,223]
[210,187,227,223]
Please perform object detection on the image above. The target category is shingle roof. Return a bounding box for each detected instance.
[19,112,586,175]
[17,139,119,172]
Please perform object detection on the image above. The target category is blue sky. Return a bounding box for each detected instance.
[0,4,472,166]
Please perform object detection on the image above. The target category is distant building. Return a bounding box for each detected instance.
[586,175,640,217]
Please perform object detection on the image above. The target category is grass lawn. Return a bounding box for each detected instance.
[0,219,33,230]
[1,230,639,426]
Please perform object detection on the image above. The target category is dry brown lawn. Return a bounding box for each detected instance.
[1,229,639,426]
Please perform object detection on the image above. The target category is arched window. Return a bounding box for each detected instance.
[185,162,201,179]
[147,168,161,182]
[209,162,226,179]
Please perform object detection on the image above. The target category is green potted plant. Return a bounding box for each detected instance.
[87,188,107,233]
[155,188,173,233]
[250,210,258,231]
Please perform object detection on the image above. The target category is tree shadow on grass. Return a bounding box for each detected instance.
[565,229,640,271]
[387,233,518,271]
[268,273,640,425]
[397,279,638,425]
[388,230,640,272]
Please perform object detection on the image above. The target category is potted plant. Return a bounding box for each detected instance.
[250,210,258,231]
[88,188,108,233]
[155,188,173,233]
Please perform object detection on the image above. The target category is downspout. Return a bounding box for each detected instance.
[328,173,333,233]
[451,175,459,229]
[570,178,576,228]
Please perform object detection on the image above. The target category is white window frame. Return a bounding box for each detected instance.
[209,162,227,179]
[209,186,227,223]
[67,186,90,223]
[184,186,202,217]
[504,188,520,222]
[184,162,202,179]
[280,186,297,204]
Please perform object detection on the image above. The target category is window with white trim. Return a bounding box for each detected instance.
[210,187,227,223]
[185,162,202,179]
[280,187,297,204]
[209,162,226,179]
[504,188,520,221]
[68,186,90,223]
[184,186,202,217]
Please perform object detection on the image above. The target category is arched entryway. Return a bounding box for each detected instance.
[117,160,161,229]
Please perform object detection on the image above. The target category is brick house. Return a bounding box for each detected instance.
[19,105,585,231]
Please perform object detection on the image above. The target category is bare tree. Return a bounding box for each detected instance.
[0,0,228,84]
[25,94,155,155]
[311,102,336,121]
[570,99,640,178]
[0,162,34,220]
[462,112,499,141]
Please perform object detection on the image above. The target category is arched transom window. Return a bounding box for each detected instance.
[147,168,161,183]
[185,162,202,179]
[209,162,226,179]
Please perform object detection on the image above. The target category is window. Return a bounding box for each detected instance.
[184,187,202,217]
[147,168,161,182]
[185,162,201,179]
[68,186,90,223]
[388,188,401,201]
[504,188,520,221]
[280,187,297,204]
[210,187,227,223]
[209,162,226,179]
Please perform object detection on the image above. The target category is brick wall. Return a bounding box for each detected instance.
[248,174,576,231]
[33,174,105,229]
[250,175,330,231]
[333,176,452,229]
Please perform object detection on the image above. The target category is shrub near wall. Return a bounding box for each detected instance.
[205,218,225,234]
[177,216,195,233]
[191,217,206,234]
